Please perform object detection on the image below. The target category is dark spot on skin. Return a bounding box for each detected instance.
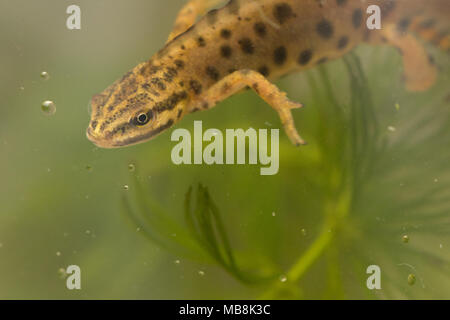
[317,19,334,39]
[163,67,177,82]
[141,84,160,97]
[352,9,363,29]
[177,109,183,119]
[398,18,411,33]
[125,93,150,112]
[151,77,166,91]
[428,54,435,65]
[298,49,313,65]
[174,60,185,69]
[220,29,232,39]
[258,66,270,76]
[189,80,202,95]
[336,0,347,6]
[202,101,209,109]
[197,37,206,47]
[337,36,349,49]
[91,121,98,130]
[273,3,294,24]
[228,68,237,74]
[220,45,233,58]
[206,66,220,81]
[181,45,186,50]
[274,46,287,65]
[153,92,188,113]
[191,108,200,113]
[238,38,255,54]
[110,123,130,137]
[317,57,328,64]
[207,9,218,25]
[254,22,267,37]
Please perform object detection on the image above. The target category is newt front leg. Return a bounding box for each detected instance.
[190,69,306,146]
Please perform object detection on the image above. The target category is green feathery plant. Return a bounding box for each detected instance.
[123,51,450,299]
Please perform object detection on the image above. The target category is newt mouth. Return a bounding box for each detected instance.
[86,126,118,149]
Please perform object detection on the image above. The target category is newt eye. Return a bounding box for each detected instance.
[133,110,153,126]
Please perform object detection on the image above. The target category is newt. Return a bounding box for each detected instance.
[87,0,449,148]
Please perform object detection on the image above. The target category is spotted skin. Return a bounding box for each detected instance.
[87,0,450,148]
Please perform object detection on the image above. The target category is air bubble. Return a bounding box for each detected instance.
[301,228,307,236]
[41,100,56,116]
[402,235,409,243]
[128,163,136,172]
[123,185,129,190]
[198,270,205,276]
[407,274,416,285]
[40,71,50,80]
[58,268,67,279]
[387,126,396,132]
[279,275,287,282]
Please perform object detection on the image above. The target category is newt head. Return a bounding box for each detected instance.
[87,61,188,148]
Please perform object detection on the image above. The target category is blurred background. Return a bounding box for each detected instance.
[0,0,449,299]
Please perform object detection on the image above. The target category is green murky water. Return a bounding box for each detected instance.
[0,0,449,299]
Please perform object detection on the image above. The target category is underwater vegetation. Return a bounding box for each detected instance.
[123,52,450,299]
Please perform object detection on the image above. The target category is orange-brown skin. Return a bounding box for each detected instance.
[87,0,449,148]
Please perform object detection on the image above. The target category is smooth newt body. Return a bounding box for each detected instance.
[87,0,449,148]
